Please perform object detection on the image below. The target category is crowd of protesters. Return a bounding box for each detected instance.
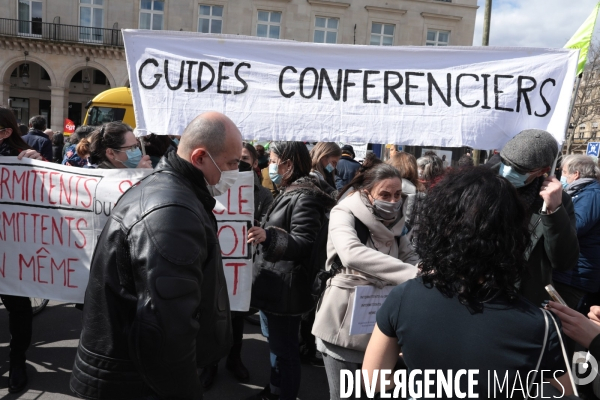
[2,106,600,400]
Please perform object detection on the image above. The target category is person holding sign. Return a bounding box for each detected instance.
[71,111,241,400]
[363,167,573,398]
[0,106,43,394]
[83,121,152,169]
[311,163,418,400]
[495,129,579,306]
[247,141,336,400]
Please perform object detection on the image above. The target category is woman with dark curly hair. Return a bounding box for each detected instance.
[362,166,573,398]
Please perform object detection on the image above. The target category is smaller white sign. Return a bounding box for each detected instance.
[349,285,393,336]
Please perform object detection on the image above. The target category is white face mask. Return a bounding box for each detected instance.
[204,152,239,197]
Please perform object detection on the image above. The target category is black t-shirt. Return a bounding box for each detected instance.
[376,278,567,399]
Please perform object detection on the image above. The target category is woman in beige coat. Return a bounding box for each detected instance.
[312,163,419,400]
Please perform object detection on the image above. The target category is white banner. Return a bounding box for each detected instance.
[0,159,253,312]
[123,30,579,149]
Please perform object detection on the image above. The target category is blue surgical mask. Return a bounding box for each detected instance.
[269,163,282,185]
[325,163,335,173]
[560,175,569,189]
[116,147,142,168]
[173,138,180,146]
[499,163,531,189]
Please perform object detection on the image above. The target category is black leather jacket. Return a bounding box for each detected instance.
[251,177,336,316]
[71,153,232,400]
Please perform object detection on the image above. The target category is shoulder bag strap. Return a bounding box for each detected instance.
[526,309,549,399]
[331,216,370,274]
[544,309,580,397]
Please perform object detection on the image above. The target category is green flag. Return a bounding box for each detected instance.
[565,2,600,75]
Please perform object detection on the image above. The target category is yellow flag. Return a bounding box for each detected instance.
[565,2,600,75]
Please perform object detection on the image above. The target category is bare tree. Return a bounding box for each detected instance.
[566,41,600,154]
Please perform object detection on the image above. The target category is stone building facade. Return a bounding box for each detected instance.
[0,0,477,131]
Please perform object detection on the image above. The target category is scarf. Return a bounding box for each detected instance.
[161,151,217,221]
[517,176,545,213]
[566,178,597,196]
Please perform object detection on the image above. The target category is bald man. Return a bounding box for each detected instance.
[71,112,242,400]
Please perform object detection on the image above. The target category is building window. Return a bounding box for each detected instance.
[40,68,50,80]
[93,70,108,85]
[314,16,338,44]
[80,0,104,41]
[579,124,586,139]
[140,0,164,30]
[257,10,281,39]
[426,29,450,46]
[18,0,43,36]
[198,5,223,34]
[370,23,394,46]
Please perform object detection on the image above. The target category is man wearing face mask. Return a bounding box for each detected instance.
[496,129,579,306]
[71,111,241,400]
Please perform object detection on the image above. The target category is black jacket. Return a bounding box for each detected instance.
[521,192,580,305]
[22,129,52,161]
[71,153,232,400]
[251,177,336,315]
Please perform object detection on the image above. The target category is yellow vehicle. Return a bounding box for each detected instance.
[83,87,136,128]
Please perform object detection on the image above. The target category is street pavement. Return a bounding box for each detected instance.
[0,301,329,400]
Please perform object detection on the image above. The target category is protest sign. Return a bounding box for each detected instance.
[349,285,394,336]
[123,30,578,149]
[0,159,254,311]
[213,171,254,312]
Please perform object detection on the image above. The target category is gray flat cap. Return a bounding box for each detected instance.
[500,129,558,172]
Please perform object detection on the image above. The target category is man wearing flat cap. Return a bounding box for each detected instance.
[496,129,579,306]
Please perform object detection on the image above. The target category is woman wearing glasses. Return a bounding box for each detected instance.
[86,122,152,169]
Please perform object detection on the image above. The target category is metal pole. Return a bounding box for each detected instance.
[472,0,493,166]
[540,74,582,212]
[482,0,492,46]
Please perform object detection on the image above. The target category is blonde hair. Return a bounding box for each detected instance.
[310,142,341,178]
[387,152,423,191]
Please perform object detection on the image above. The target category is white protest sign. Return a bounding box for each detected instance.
[339,143,368,161]
[123,30,579,149]
[349,285,394,336]
[0,159,253,311]
[212,171,254,312]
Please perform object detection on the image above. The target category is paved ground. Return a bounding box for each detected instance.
[0,301,329,400]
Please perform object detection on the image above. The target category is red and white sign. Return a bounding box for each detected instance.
[64,118,76,135]
[0,159,254,312]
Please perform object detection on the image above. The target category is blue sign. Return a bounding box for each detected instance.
[587,142,600,157]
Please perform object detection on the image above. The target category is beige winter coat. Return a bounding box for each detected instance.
[312,191,419,352]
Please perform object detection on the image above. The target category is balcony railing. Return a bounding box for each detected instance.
[0,18,123,47]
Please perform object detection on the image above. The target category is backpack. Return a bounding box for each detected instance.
[310,215,370,304]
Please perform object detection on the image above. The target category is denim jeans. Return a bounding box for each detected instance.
[259,311,302,400]
[1,295,32,366]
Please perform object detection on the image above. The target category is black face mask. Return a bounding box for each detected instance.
[238,160,253,172]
